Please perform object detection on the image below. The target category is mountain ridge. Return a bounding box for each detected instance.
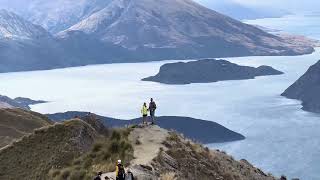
[0,108,53,148]
[282,60,320,113]
[47,111,245,144]
[0,112,278,180]
[0,0,316,73]
[0,9,51,40]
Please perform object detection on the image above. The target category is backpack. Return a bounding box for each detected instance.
[126,172,134,180]
[117,164,126,179]
[93,175,101,180]
[150,102,157,110]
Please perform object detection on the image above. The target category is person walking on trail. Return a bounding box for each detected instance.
[149,98,157,125]
[141,102,148,125]
[94,171,103,180]
[116,159,126,180]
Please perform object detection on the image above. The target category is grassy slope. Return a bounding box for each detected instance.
[0,112,134,180]
[0,111,277,180]
[49,128,133,180]
[0,108,53,148]
[152,132,275,180]
[0,119,98,180]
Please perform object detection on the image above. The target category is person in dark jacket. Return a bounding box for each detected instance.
[148,98,157,125]
[94,172,103,180]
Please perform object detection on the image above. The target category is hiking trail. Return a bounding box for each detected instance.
[102,125,169,179]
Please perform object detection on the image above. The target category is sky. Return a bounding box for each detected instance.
[194,0,320,12]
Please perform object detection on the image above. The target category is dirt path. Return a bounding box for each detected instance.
[129,125,169,166]
[102,125,169,179]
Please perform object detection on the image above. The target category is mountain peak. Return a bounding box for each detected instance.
[0,9,50,40]
[60,0,313,56]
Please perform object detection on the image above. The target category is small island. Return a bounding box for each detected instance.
[282,60,320,113]
[142,59,284,84]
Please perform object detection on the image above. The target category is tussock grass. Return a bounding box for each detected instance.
[49,128,134,180]
[156,132,275,180]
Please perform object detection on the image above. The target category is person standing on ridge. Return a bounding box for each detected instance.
[115,159,126,180]
[141,102,148,125]
[149,98,157,125]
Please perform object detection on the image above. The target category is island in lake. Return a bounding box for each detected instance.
[142,59,284,84]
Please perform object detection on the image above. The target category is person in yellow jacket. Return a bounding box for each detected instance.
[141,102,149,125]
[115,159,126,180]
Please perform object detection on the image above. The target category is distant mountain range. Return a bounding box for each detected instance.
[0,0,315,73]
[282,60,320,113]
[195,0,289,20]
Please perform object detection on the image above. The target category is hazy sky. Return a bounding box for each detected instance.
[195,0,320,12]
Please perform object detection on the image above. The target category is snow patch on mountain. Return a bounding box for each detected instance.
[0,9,50,40]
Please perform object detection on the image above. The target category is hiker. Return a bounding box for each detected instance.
[126,169,134,180]
[116,160,126,180]
[141,102,148,125]
[148,98,157,124]
[94,171,103,180]
[280,176,287,180]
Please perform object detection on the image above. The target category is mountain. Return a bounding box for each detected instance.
[47,111,245,143]
[0,94,46,110]
[0,0,288,31]
[0,108,52,148]
[0,95,27,109]
[0,0,113,33]
[282,60,320,113]
[0,119,99,179]
[0,0,315,72]
[131,126,276,180]
[195,0,289,20]
[59,0,313,61]
[13,97,47,106]
[0,114,278,180]
[0,9,50,39]
[0,10,68,72]
[142,59,284,84]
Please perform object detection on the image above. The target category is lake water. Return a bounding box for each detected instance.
[1,14,320,179]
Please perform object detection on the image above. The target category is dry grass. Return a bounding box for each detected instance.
[0,119,97,180]
[154,132,275,180]
[49,128,134,180]
[160,172,176,180]
[0,108,53,148]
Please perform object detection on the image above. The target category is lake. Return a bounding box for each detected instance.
[1,14,320,179]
